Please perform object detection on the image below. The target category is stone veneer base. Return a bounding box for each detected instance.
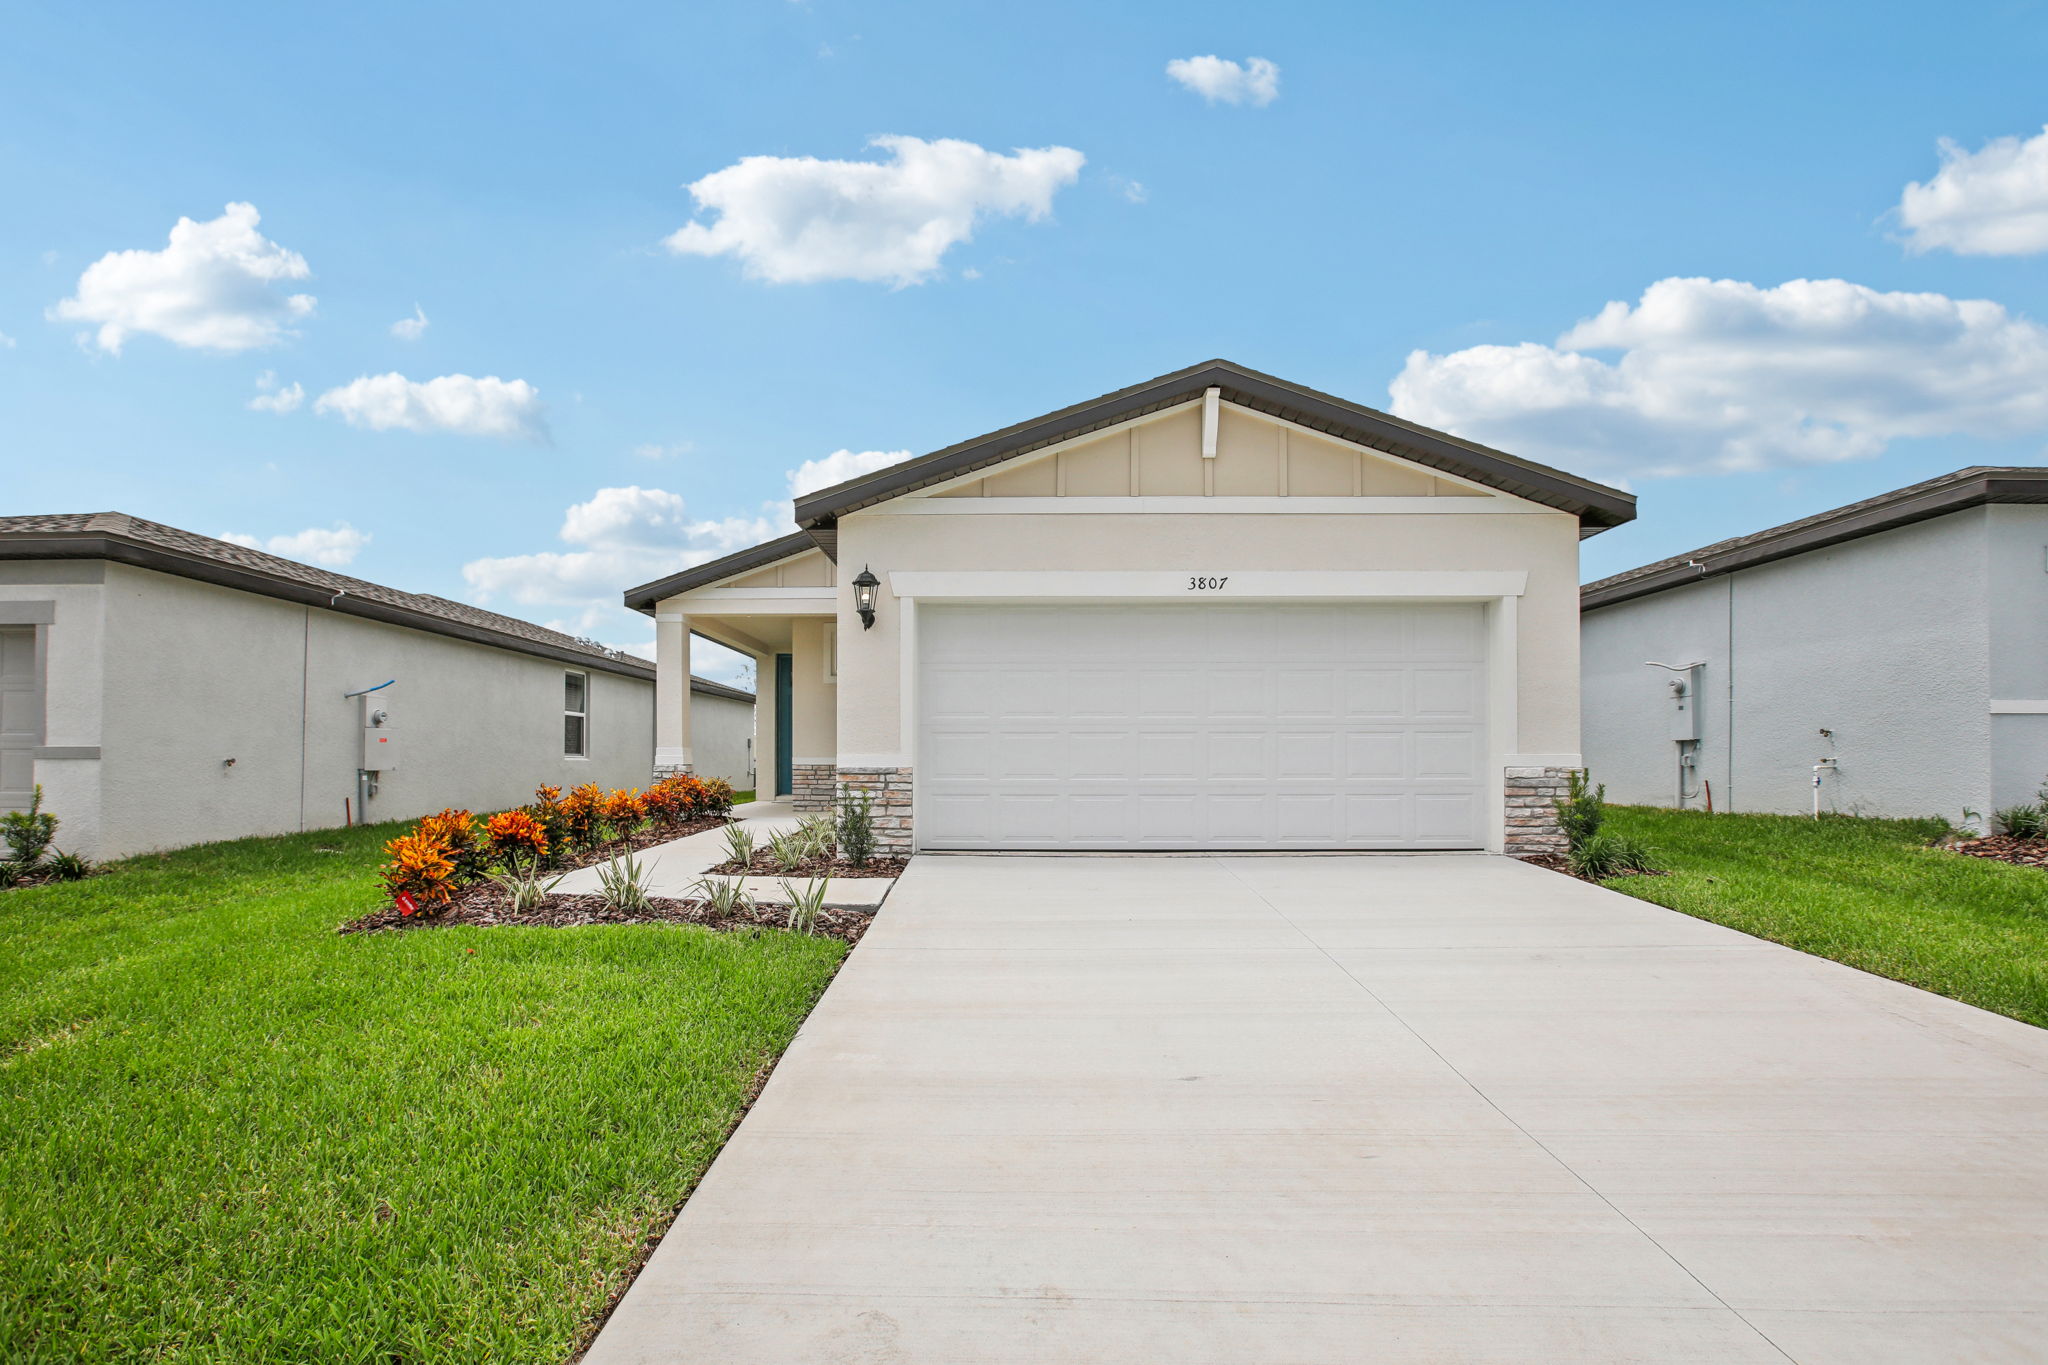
[837,766,913,855]
[791,762,838,813]
[1504,765,1576,858]
[652,763,692,781]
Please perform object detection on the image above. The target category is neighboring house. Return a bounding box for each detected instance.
[0,513,753,860]
[624,359,1635,855]
[1581,467,2048,823]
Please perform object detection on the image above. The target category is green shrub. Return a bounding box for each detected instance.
[778,878,829,936]
[1997,804,2047,839]
[1554,770,1606,849]
[1,784,58,866]
[44,849,92,882]
[593,852,653,913]
[1569,830,1662,879]
[836,789,875,869]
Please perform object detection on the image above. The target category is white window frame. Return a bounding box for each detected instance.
[564,670,590,758]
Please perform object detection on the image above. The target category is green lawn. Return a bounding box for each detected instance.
[1603,805,2048,1027]
[0,822,846,1363]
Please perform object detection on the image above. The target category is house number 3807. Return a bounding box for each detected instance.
[1187,576,1229,590]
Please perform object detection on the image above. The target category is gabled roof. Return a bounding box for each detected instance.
[0,511,703,686]
[623,530,816,614]
[792,358,1637,531]
[1581,467,2048,611]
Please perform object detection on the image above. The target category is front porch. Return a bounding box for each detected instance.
[644,537,912,853]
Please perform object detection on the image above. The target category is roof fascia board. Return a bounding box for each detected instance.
[1581,471,2048,611]
[5,533,655,680]
[621,531,819,613]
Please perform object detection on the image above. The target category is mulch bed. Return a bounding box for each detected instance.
[705,853,910,879]
[1,866,102,892]
[338,888,870,943]
[1517,853,1668,884]
[1945,835,2048,869]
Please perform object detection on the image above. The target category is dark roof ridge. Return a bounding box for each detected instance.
[1581,466,2048,611]
[0,512,658,681]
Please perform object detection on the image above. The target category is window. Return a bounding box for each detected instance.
[564,671,588,757]
[822,623,837,684]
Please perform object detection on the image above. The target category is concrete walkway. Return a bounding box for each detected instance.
[551,800,897,909]
[584,854,2048,1364]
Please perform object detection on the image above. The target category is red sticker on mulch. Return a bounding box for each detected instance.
[395,892,417,917]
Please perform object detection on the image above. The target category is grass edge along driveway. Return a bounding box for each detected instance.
[0,821,846,1363]
[1603,805,2048,1029]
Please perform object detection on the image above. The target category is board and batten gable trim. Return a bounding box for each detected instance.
[794,359,1635,531]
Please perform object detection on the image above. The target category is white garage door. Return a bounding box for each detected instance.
[918,603,1488,850]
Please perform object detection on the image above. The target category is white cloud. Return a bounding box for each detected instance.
[788,448,914,499]
[312,372,546,440]
[1388,276,2048,478]
[664,135,1086,285]
[246,370,305,414]
[463,486,784,617]
[1897,125,2048,256]
[1166,55,1280,107]
[632,440,696,460]
[0,330,15,348]
[49,202,315,354]
[390,304,430,340]
[219,523,370,568]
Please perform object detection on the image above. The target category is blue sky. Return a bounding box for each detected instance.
[8,0,2048,683]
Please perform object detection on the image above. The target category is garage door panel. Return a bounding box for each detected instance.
[1067,669,1134,718]
[1274,669,1336,718]
[1409,605,1486,658]
[1343,668,1406,717]
[995,670,1061,718]
[1343,731,1407,780]
[1274,731,1338,780]
[995,731,1063,778]
[1343,793,1409,841]
[1067,730,1136,778]
[1208,731,1270,780]
[1137,731,1203,780]
[1415,792,1480,842]
[1137,669,1202,717]
[1207,669,1267,717]
[923,667,994,720]
[1412,666,1479,717]
[925,730,996,779]
[1413,729,1483,780]
[919,604,1486,850]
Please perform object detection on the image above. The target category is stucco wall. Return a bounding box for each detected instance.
[831,508,1585,765]
[1987,505,2048,811]
[689,689,755,789]
[1582,509,1992,821]
[789,616,838,763]
[0,562,109,856]
[20,561,655,859]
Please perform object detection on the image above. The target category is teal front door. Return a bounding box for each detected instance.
[774,653,793,798]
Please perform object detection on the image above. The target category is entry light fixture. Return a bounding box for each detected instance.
[852,565,880,630]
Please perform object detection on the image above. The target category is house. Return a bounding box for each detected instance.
[624,360,1635,855]
[1580,467,2048,823]
[0,513,754,860]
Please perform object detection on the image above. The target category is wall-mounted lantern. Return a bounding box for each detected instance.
[852,566,880,630]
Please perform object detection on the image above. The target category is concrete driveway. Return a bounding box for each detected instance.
[585,854,2048,1365]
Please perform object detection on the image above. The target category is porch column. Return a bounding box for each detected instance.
[788,617,839,810]
[654,613,691,777]
[751,651,780,800]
